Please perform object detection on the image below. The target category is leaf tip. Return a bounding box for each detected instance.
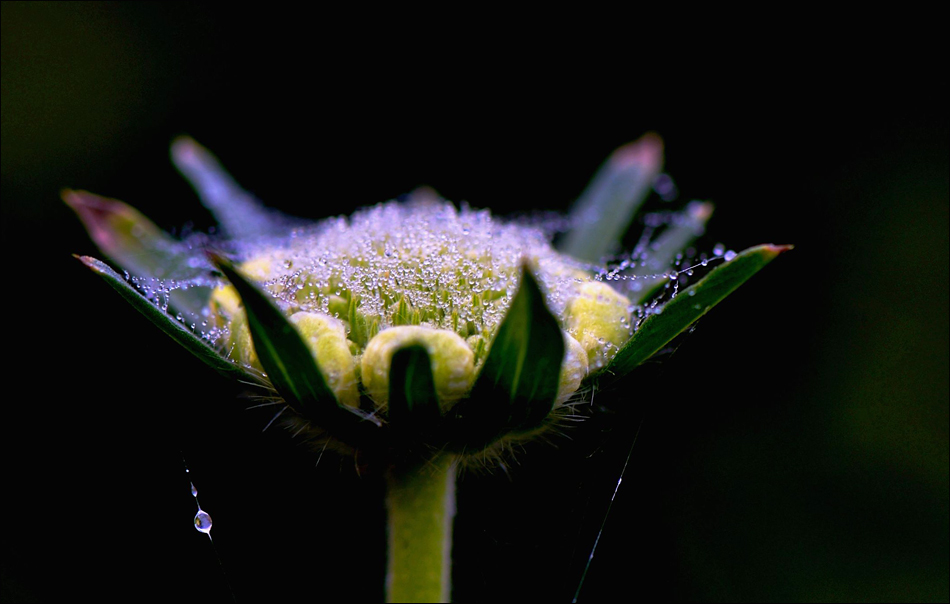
[610,132,664,171]
[74,254,104,273]
[689,200,715,222]
[170,135,204,165]
[764,243,795,256]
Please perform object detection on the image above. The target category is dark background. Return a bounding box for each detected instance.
[2,3,947,602]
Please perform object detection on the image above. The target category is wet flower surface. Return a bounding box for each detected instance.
[67,135,789,602]
[208,199,628,412]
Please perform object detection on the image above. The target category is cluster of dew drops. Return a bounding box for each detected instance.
[123,188,734,355]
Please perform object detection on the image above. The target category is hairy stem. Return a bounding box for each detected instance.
[385,454,457,603]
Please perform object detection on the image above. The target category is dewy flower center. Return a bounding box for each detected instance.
[208,200,632,409]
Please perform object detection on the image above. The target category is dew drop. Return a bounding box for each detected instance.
[194,509,213,534]
[723,250,737,262]
[190,482,197,497]
[713,243,725,257]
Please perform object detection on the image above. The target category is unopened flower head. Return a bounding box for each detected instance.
[67,135,789,462]
[210,199,628,413]
[67,135,790,604]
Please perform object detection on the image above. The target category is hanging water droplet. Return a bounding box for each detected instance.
[713,243,725,257]
[194,509,213,534]
[190,482,197,497]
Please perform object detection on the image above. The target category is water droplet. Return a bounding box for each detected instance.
[194,509,213,534]
[723,250,737,262]
[190,482,197,497]
[713,243,725,257]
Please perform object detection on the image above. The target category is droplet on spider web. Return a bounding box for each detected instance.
[194,509,213,535]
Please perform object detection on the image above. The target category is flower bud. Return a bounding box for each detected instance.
[208,284,260,369]
[566,281,632,370]
[289,312,360,408]
[361,326,475,410]
[558,333,589,404]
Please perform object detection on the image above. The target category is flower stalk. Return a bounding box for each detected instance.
[386,454,456,603]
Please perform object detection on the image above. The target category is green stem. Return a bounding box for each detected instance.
[385,454,457,603]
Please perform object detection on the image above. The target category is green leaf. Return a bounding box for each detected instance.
[560,134,663,263]
[446,265,565,449]
[76,255,248,381]
[171,137,296,240]
[604,244,793,381]
[63,189,211,316]
[209,253,382,440]
[388,345,442,436]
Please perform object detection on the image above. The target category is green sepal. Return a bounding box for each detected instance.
[387,345,442,439]
[560,134,663,263]
[171,137,294,240]
[209,252,382,442]
[603,244,792,381]
[76,255,248,381]
[445,265,564,450]
[64,190,211,316]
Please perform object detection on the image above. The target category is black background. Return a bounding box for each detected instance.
[2,3,947,602]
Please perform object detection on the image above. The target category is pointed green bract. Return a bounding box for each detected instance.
[446,266,564,449]
[604,244,792,381]
[388,345,442,437]
[76,255,248,381]
[209,253,382,440]
[171,137,293,240]
[561,134,663,263]
[63,190,211,316]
